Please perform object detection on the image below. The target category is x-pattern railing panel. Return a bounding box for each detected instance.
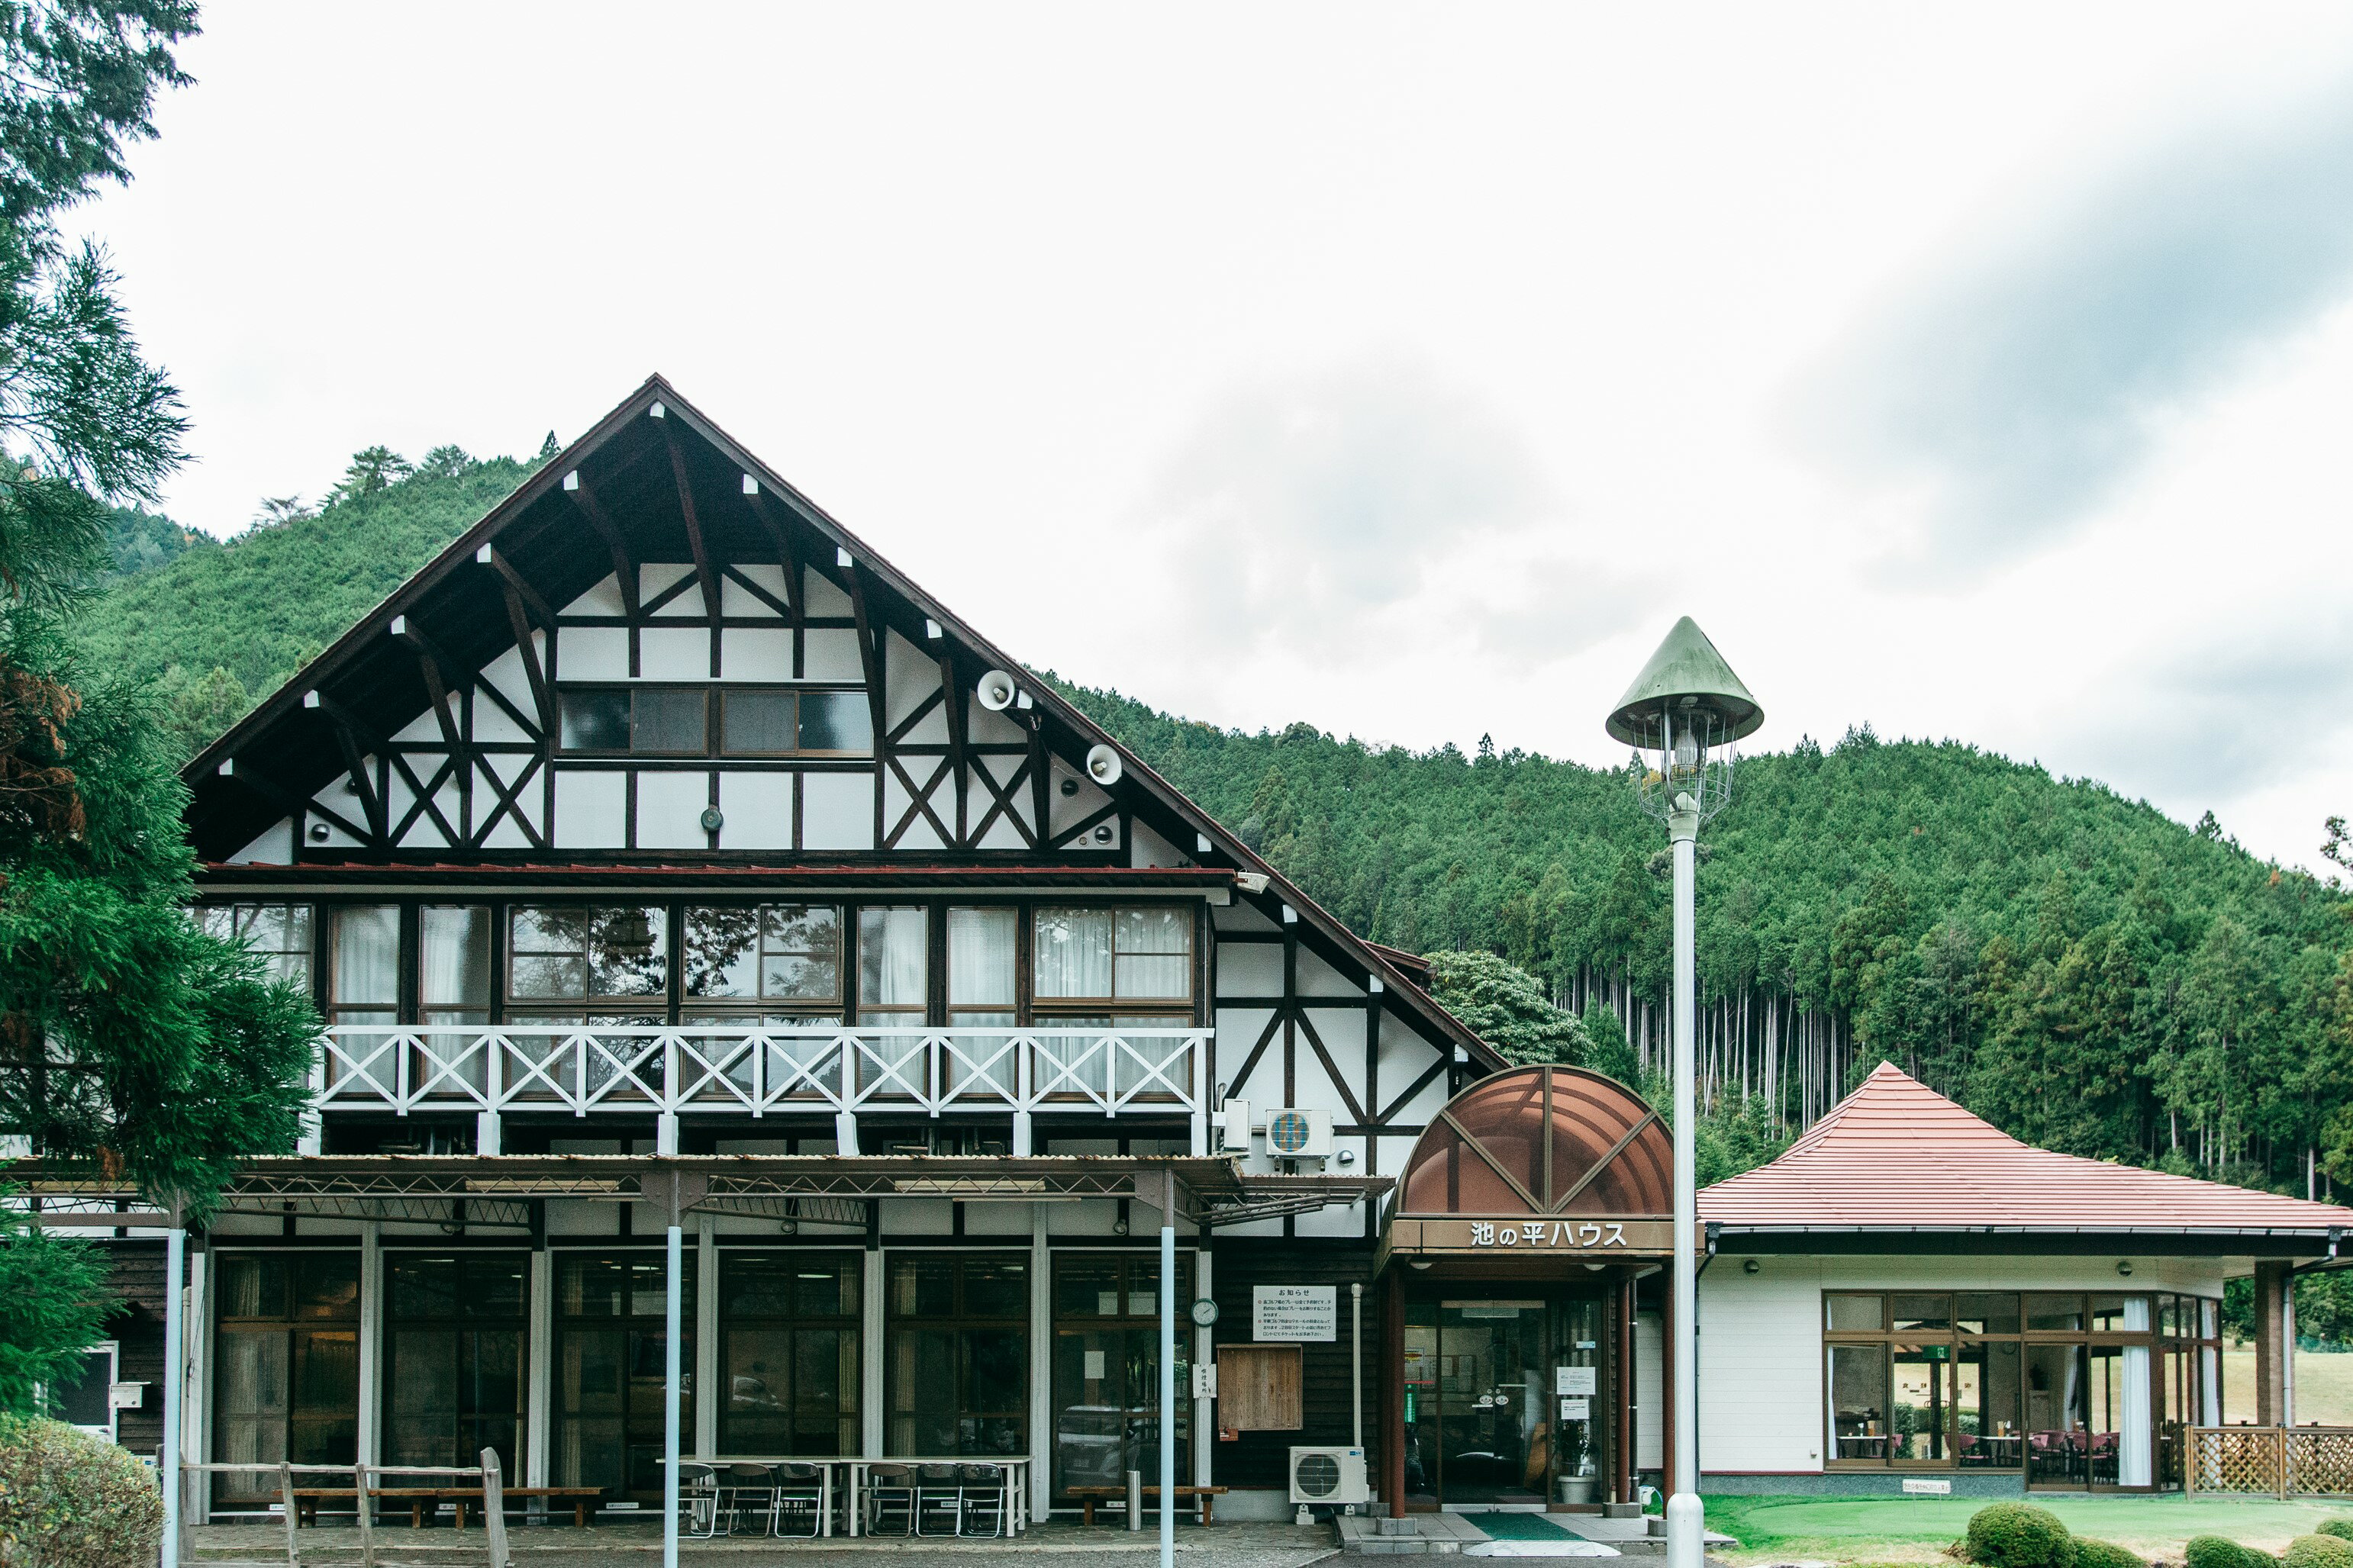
[317,1025,1207,1117]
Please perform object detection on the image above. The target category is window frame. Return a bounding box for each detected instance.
[716,1249,863,1457]
[379,1251,530,1478]
[1821,1290,2193,1481]
[554,683,872,760]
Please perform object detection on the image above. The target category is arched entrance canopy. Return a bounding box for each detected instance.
[1382,1065,1674,1264]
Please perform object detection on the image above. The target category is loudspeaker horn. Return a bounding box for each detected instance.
[1085,744,1123,786]
[976,670,1017,711]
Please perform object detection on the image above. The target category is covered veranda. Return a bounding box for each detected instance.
[14,1154,1386,1561]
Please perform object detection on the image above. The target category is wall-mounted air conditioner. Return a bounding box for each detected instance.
[1219,1100,1254,1154]
[1289,1446,1368,1505]
[1265,1107,1333,1159]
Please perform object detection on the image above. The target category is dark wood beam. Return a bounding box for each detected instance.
[745,493,807,636]
[941,655,969,845]
[305,692,385,842]
[391,617,466,756]
[226,759,373,847]
[662,424,721,620]
[481,545,554,628]
[566,474,639,617]
[841,555,889,753]
[1028,716,1049,854]
[498,584,555,735]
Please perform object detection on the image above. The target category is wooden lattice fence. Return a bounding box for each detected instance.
[2187,1428,2353,1499]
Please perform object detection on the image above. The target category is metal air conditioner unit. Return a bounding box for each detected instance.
[1265,1107,1333,1160]
[1289,1446,1368,1505]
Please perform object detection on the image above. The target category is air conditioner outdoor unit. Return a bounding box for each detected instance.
[1289,1446,1368,1505]
[1264,1106,1333,1159]
[1219,1100,1254,1154]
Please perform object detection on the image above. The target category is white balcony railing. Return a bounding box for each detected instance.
[312,1025,1210,1124]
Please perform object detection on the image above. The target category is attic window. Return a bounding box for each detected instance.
[556,685,870,758]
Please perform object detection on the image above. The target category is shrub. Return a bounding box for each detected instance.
[1965,1503,2074,1568]
[2286,1537,2353,1568]
[2187,1537,2267,1568]
[2320,1522,2353,1544]
[2072,1541,2143,1568]
[0,1415,165,1568]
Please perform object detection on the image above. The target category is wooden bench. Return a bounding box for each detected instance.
[279,1487,605,1528]
[1069,1485,1229,1526]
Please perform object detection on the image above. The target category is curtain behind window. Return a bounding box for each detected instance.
[331,906,399,1023]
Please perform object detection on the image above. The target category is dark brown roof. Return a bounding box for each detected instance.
[1702,1061,2353,1235]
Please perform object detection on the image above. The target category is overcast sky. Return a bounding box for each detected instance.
[82,4,2353,870]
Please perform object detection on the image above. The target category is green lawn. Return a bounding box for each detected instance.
[1704,1493,2351,1564]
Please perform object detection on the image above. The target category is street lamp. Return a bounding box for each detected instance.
[1604,617,1762,1568]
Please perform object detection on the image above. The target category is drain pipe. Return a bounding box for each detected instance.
[1352,1282,1365,1451]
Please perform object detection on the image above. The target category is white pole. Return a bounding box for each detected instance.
[162,1220,185,1568]
[1351,1283,1364,1450]
[663,1219,683,1568]
[1161,1172,1176,1568]
[1667,793,1701,1568]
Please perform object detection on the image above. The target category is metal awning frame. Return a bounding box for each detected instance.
[6,1154,1391,1231]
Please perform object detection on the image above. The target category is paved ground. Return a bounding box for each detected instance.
[189,1519,1339,1568]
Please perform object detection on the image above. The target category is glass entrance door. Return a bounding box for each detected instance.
[1404,1296,1610,1508]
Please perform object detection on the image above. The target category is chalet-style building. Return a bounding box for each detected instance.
[24,378,2353,1534]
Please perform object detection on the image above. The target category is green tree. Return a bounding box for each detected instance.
[1580,999,1640,1087]
[326,445,412,504]
[0,1209,108,1415]
[1423,950,1588,1067]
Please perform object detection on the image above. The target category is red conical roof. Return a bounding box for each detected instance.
[1700,1061,2353,1233]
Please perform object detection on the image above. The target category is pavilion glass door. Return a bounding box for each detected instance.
[1401,1293,1610,1509]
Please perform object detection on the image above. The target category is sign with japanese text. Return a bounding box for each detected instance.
[1384,1217,1676,1257]
[1252,1285,1336,1341]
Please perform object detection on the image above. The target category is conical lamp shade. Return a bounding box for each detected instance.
[1604,617,1763,746]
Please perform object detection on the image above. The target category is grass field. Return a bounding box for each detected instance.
[1704,1493,2351,1564]
[2222,1347,2353,1425]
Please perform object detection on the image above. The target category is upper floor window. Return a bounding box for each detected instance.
[556,686,871,758]
[198,903,314,989]
[507,906,666,1021]
[1033,907,1192,1006]
[682,904,843,1022]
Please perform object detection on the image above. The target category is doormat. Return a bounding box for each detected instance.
[1471,1514,1580,1540]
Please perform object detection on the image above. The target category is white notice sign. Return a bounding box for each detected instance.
[1556,1367,1597,1396]
[1252,1285,1337,1342]
[1559,1397,1591,1422]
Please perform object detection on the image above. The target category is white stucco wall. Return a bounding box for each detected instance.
[1697,1251,2227,1476]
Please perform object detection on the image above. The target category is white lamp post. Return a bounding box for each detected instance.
[1604,617,1761,1568]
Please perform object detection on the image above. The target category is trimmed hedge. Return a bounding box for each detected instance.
[2286,1537,2353,1568]
[2071,1541,2143,1568]
[1966,1504,2074,1568]
[0,1415,166,1568]
[2320,1522,2353,1545]
[2187,1537,2271,1568]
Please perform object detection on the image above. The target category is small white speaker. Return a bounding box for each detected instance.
[1085,744,1123,785]
[976,670,1017,711]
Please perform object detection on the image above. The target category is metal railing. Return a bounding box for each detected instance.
[312,1024,1210,1120]
[2186,1426,2353,1498]
[183,1455,512,1568]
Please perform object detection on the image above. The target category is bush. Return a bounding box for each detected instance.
[2286,1538,2353,1568]
[2073,1541,2143,1568]
[2187,1537,2268,1568]
[0,1415,165,1568]
[1965,1504,2074,1568]
[2320,1521,2353,1544]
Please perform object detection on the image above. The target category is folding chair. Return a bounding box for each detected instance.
[863,1463,915,1537]
[679,1463,721,1539]
[958,1463,1006,1538]
[913,1463,963,1536]
[772,1462,826,1539]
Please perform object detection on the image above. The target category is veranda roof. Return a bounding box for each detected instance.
[1700,1062,2353,1244]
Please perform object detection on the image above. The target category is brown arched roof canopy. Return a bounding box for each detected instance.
[1398,1065,1670,1219]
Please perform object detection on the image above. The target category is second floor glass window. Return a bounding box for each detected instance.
[680,905,843,1024]
[556,686,871,757]
[507,906,667,1023]
[199,904,314,990]
[330,906,398,1026]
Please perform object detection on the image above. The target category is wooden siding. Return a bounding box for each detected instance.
[1208,1239,1382,1491]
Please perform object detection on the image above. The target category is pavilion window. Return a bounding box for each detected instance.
[382,1253,527,1480]
[856,906,929,1091]
[211,1254,359,1507]
[505,906,668,1024]
[553,1254,695,1502]
[1824,1290,2193,1486]
[946,906,1018,1092]
[718,1251,861,1456]
[885,1254,1028,1457]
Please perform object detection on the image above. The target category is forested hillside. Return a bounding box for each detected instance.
[76,449,2353,1205]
